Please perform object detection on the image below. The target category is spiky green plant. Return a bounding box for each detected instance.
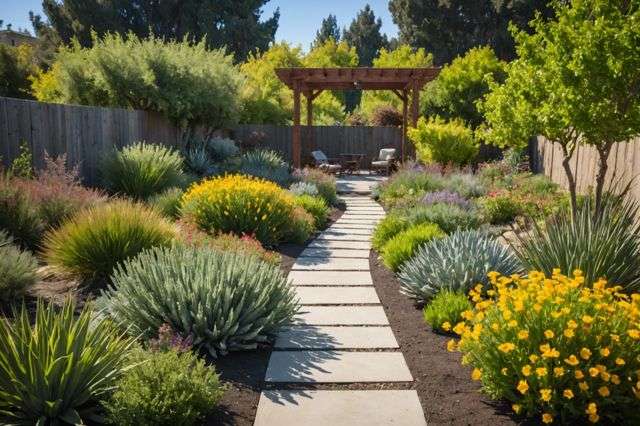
[381,222,445,271]
[0,299,134,424]
[103,245,299,357]
[0,231,38,302]
[423,290,472,331]
[148,187,184,219]
[294,195,329,229]
[100,142,185,199]
[513,196,640,291]
[398,229,522,302]
[404,203,482,234]
[237,149,291,187]
[43,200,175,282]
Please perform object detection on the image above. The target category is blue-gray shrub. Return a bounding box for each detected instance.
[398,229,522,303]
[289,182,319,197]
[238,149,291,187]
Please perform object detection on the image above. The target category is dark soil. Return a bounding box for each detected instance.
[206,204,345,425]
[369,250,521,426]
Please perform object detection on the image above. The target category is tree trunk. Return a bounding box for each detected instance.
[594,143,613,216]
[560,143,578,218]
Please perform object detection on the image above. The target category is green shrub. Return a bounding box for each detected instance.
[294,195,330,229]
[513,196,640,291]
[101,142,186,199]
[408,116,479,167]
[289,181,319,197]
[423,291,472,332]
[398,229,522,302]
[9,141,33,178]
[207,137,240,162]
[32,33,242,130]
[440,173,486,198]
[404,203,482,234]
[148,187,184,219]
[294,168,338,206]
[43,200,175,282]
[0,231,38,302]
[0,299,134,424]
[175,223,281,265]
[0,174,43,250]
[372,214,409,251]
[181,174,302,246]
[237,149,292,187]
[481,194,523,224]
[376,167,444,209]
[104,347,224,425]
[284,206,315,244]
[381,223,445,271]
[104,245,298,357]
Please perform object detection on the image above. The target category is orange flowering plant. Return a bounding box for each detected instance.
[181,174,308,246]
[449,270,640,424]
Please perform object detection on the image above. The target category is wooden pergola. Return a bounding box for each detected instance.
[275,67,440,168]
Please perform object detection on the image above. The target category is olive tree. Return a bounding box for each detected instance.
[480,0,640,216]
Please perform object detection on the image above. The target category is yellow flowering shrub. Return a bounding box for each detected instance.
[181,174,304,246]
[450,270,640,424]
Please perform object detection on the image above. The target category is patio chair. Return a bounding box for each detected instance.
[370,148,397,175]
[311,150,342,174]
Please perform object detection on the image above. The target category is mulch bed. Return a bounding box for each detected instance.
[206,203,346,425]
[368,250,521,425]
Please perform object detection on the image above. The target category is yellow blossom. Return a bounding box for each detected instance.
[540,388,552,402]
[517,380,529,394]
[471,368,482,381]
[512,404,521,414]
[564,329,575,338]
[580,348,592,360]
[498,342,516,353]
[542,413,553,424]
[612,374,621,385]
[615,357,626,366]
[553,367,565,377]
[518,330,529,340]
[589,367,600,378]
[536,367,548,377]
[579,382,590,391]
[441,322,451,332]
[575,370,585,379]
[598,386,610,397]
[563,389,574,399]
[582,315,594,325]
[586,402,598,415]
[544,329,555,339]
[521,365,532,376]
[446,339,457,352]
[564,355,579,366]
[600,347,610,357]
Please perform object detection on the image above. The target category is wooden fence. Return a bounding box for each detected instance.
[531,136,640,202]
[0,97,403,184]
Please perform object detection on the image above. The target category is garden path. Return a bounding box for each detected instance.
[254,183,426,425]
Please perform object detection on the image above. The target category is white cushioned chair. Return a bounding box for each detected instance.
[370,148,397,175]
[311,150,342,174]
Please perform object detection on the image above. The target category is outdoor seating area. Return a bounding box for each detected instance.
[0,1,639,425]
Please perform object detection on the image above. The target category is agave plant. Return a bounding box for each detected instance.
[513,196,640,291]
[0,299,134,424]
[238,149,292,187]
[103,245,299,357]
[398,229,522,303]
[207,137,239,162]
[289,181,319,197]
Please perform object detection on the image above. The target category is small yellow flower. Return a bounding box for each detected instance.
[628,329,640,339]
[498,342,516,353]
[540,388,552,402]
[585,402,598,415]
[446,339,457,352]
[441,321,451,331]
[575,370,585,379]
[563,389,574,399]
[589,367,600,378]
[501,367,508,376]
[512,404,521,414]
[536,367,548,377]
[582,315,594,325]
[615,357,626,366]
[517,330,529,340]
[521,365,532,376]
[564,328,575,338]
[544,329,555,339]
[567,320,578,329]
[600,347,610,357]
[579,382,590,391]
[612,374,621,385]
[517,380,529,394]
[580,348,592,360]
[598,386,610,397]
[529,354,539,363]
[553,367,565,377]
[588,414,600,423]
[564,355,579,366]
[542,413,553,424]
[471,368,482,381]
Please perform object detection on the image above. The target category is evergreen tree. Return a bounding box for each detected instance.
[30,0,279,62]
[343,4,388,67]
[388,0,553,65]
[313,14,340,48]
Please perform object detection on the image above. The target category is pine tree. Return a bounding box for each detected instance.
[30,0,279,62]
[313,14,341,48]
[343,4,388,67]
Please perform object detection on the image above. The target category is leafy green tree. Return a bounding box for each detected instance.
[313,14,341,48]
[31,0,279,61]
[388,0,553,64]
[360,45,433,119]
[0,44,36,99]
[423,46,506,129]
[343,4,388,67]
[32,33,242,133]
[480,0,640,216]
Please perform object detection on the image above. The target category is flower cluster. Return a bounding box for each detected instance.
[181,174,297,246]
[148,323,193,353]
[449,270,640,424]
[421,190,472,210]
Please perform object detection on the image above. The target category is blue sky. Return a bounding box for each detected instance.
[0,0,398,51]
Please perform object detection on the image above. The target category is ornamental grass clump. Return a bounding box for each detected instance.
[424,290,472,332]
[451,270,640,424]
[381,222,445,271]
[101,142,186,199]
[43,200,175,282]
[398,229,522,302]
[293,167,338,206]
[0,299,134,424]
[103,245,298,357]
[181,174,299,246]
[294,195,330,229]
[404,203,482,234]
[375,167,444,209]
[237,149,292,187]
[372,214,409,251]
[0,231,38,302]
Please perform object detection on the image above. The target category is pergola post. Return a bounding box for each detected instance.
[402,90,408,162]
[411,78,420,126]
[292,81,301,168]
[306,91,314,154]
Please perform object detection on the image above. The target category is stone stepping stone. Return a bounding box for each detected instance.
[346,206,385,211]
[265,351,413,383]
[300,248,370,258]
[316,232,371,242]
[292,257,370,271]
[341,213,386,218]
[294,286,380,304]
[324,223,375,230]
[294,306,389,325]
[254,390,426,426]
[289,271,373,286]
[275,326,398,349]
[333,219,380,225]
[325,227,372,235]
[306,240,371,250]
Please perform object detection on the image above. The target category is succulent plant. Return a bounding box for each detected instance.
[207,137,239,162]
[238,149,292,187]
[289,181,319,197]
[103,245,299,357]
[421,190,472,210]
[398,229,522,302]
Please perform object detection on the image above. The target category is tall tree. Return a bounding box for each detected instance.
[388,0,553,65]
[30,0,279,62]
[313,14,340,48]
[343,4,388,67]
